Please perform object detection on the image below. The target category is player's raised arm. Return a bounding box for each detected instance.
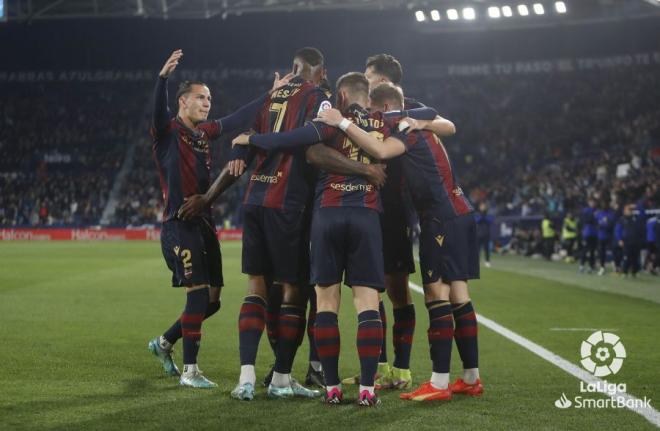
[214,73,293,136]
[314,108,406,160]
[305,144,387,189]
[152,50,182,135]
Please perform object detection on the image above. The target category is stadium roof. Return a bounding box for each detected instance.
[5,0,660,25]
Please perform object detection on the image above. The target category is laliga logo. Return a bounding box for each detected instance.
[580,331,626,377]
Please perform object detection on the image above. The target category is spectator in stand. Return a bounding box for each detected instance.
[596,201,616,275]
[541,213,556,260]
[646,216,658,275]
[613,212,624,274]
[616,202,646,278]
[561,211,578,263]
[579,199,598,273]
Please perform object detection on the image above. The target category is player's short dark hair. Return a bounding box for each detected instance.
[365,54,403,85]
[335,72,369,98]
[369,83,404,110]
[176,80,208,100]
[294,47,325,67]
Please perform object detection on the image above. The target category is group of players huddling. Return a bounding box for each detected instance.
[147,47,483,407]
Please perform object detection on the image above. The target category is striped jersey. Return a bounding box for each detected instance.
[311,104,396,211]
[243,76,330,210]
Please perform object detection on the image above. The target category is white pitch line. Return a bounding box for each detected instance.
[549,328,620,332]
[407,280,660,428]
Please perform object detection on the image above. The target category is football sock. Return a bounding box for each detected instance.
[463,368,480,385]
[430,372,450,390]
[315,311,340,386]
[181,288,209,365]
[158,335,173,351]
[378,300,388,363]
[357,309,383,387]
[271,371,291,388]
[274,304,306,374]
[392,304,415,370]
[266,283,283,354]
[452,301,479,374]
[239,365,256,386]
[427,300,453,378]
[238,295,266,366]
[182,363,199,376]
[359,385,375,396]
[163,300,221,345]
[307,289,320,363]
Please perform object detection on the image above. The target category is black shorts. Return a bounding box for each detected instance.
[160,219,223,288]
[381,206,416,275]
[419,213,480,284]
[310,207,384,291]
[242,204,307,284]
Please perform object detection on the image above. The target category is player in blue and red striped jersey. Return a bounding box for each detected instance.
[179,62,387,400]
[146,49,291,388]
[234,72,438,406]
[346,53,453,390]
[227,47,331,401]
[316,83,482,402]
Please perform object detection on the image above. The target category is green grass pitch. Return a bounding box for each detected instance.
[0,241,658,430]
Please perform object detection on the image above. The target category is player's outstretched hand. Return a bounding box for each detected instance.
[228,159,247,177]
[159,50,183,78]
[270,72,295,93]
[178,194,208,220]
[232,134,250,147]
[366,163,387,188]
[313,108,344,127]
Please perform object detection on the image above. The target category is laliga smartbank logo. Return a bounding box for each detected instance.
[579,331,626,377]
[554,331,652,410]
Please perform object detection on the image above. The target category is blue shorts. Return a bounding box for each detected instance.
[381,206,415,275]
[160,219,223,288]
[419,213,480,284]
[242,204,307,284]
[310,207,384,291]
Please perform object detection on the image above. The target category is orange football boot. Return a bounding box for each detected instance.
[449,378,483,396]
[399,381,452,401]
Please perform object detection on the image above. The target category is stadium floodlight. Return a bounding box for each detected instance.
[430,9,441,21]
[502,6,513,17]
[462,7,476,20]
[447,8,459,20]
[518,4,530,16]
[415,10,426,22]
[555,1,567,13]
[488,6,501,18]
[533,3,545,14]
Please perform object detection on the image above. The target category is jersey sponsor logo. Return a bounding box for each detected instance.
[181,134,209,154]
[329,182,374,192]
[250,172,283,184]
[317,100,332,116]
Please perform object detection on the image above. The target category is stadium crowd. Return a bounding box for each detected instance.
[0,82,146,225]
[2,66,658,236]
